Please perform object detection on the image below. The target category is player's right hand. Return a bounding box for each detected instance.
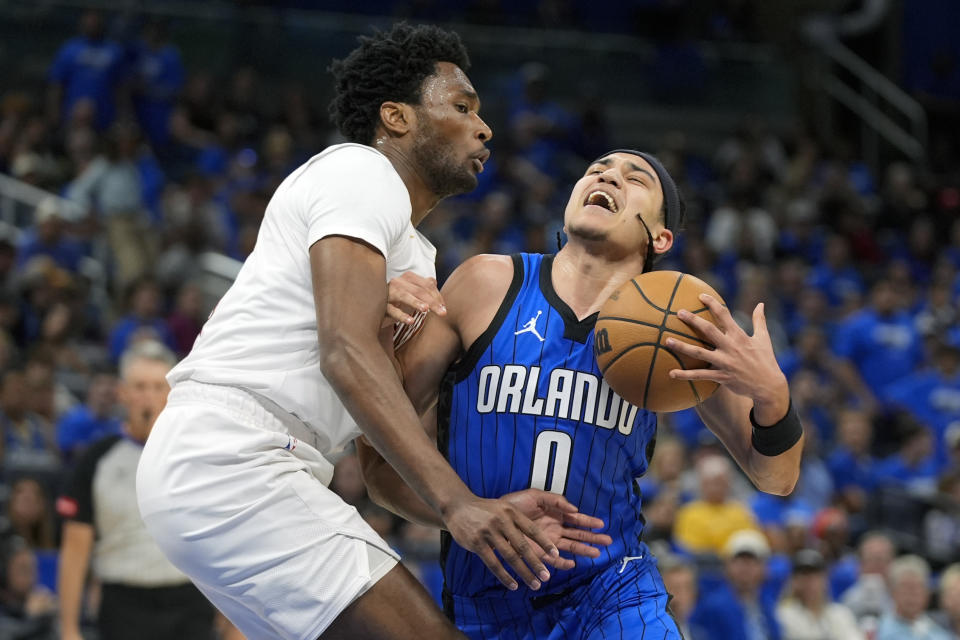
[384,272,446,327]
[442,495,559,591]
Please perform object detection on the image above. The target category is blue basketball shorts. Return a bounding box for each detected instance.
[448,550,683,640]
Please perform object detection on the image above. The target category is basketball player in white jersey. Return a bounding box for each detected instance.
[136,24,591,640]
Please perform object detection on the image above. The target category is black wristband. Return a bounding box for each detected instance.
[750,398,802,457]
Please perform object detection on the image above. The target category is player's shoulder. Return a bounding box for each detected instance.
[312,143,393,173]
[444,254,515,293]
[443,254,516,319]
[290,143,402,194]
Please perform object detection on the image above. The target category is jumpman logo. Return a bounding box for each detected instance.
[515,310,545,342]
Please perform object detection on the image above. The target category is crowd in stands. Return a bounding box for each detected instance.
[0,5,959,640]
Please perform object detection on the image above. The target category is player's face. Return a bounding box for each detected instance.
[563,153,672,257]
[411,61,492,198]
[118,358,171,441]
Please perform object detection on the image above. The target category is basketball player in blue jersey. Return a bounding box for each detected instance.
[360,149,805,639]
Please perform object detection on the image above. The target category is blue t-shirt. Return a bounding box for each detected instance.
[886,369,960,459]
[750,493,815,528]
[16,232,86,273]
[48,36,127,130]
[874,453,941,495]
[832,309,924,397]
[108,315,177,363]
[827,447,878,492]
[807,264,865,308]
[690,578,781,640]
[440,253,658,598]
[132,42,185,148]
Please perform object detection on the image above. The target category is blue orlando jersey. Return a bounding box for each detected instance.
[439,253,658,599]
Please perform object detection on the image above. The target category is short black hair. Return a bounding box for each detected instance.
[328,23,470,145]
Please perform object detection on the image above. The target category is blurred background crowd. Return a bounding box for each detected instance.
[0,1,959,639]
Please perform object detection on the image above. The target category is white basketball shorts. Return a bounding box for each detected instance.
[136,381,399,640]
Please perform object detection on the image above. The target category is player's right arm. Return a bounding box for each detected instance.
[311,241,556,590]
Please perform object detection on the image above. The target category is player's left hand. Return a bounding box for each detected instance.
[666,294,788,406]
[502,489,612,570]
[384,271,446,328]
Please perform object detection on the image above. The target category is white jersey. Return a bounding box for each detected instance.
[168,143,436,456]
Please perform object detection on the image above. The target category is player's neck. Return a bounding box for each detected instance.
[552,246,645,319]
[376,143,441,226]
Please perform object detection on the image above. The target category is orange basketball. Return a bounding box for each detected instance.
[594,271,725,412]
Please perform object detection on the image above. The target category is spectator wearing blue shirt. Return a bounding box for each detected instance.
[47,11,127,131]
[877,555,952,640]
[507,63,578,179]
[0,369,58,479]
[691,529,782,640]
[886,338,960,463]
[751,492,815,543]
[874,420,941,498]
[15,198,85,274]
[782,287,834,346]
[132,21,184,152]
[108,277,176,363]
[827,408,879,515]
[806,234,866,309]
[887,217,938,287]
[789,368,841,447]
[776,198,825,265]
[779,328,874,417]
[832,278,924,402]
[913,280,958,340]
[56,372,121,463]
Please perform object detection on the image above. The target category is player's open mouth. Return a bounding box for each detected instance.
[472,158,484,173]
[584,190,618,213]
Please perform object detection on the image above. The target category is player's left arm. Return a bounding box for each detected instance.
[667,294,803,495]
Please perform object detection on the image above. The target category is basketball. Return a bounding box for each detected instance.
[594,271,725,412]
